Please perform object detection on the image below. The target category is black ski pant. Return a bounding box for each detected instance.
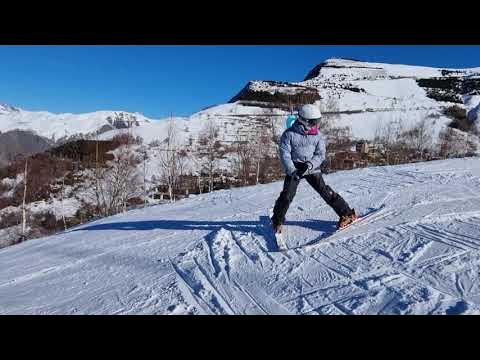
[271,172,353,226]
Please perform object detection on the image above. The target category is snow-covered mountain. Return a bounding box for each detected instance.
[3,58,480,152]
[98,58,480,146]
[99,103,287,145]
[229,58,480,137]
[0,103,152,143]
[1,157,480,314]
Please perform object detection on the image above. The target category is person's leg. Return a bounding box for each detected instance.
[305,173,353,217]
[271,175,300,226]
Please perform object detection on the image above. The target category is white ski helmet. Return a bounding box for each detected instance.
[298,104,322,120]
[297,104,322,128]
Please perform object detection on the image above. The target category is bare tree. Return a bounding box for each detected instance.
[438,127,478,158]
[52,134,71,231]
[249,131,271,185]
[374,119,404,164]
[21,157,28,241]
[439,128,457,158]
[60,177,67,230]
[234,134,255,186]
[157,120,186,202]
[197,175,203,194]
[94,131,101,215]
[198,119,220,192]
[139,146,149,207]
[85,146,142,216]
[401,119,433,160]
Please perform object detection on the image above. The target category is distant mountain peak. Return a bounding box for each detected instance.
[0,103,20,114]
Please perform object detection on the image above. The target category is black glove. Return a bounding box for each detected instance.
[294,161,313,178]
[291,171,301,181]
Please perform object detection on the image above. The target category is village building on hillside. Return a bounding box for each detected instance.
[326,140,386,171]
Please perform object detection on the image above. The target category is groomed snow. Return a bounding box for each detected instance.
[1,158,480,315]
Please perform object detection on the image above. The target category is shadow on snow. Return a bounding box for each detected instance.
[72,216,338,252]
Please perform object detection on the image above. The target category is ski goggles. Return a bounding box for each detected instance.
[299,115,321,127]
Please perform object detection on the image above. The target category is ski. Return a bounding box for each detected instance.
[301,206,389,250]
[275,205,388,252]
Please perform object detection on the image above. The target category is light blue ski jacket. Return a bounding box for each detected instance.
[278,121,327,176]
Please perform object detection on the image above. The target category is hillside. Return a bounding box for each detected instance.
[97,58,480,147]
[1,158,480,314]
[0,129,52,168]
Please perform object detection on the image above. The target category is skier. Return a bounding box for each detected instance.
[271,104,357,235]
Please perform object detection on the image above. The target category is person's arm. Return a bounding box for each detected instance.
[279,131,297,176]
[308,135,326,171]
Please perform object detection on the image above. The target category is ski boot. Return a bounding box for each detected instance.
[271,220,283,234]
[270,219,287,251]
[337,209,358,230]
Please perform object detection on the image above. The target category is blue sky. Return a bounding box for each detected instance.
[1,45,480,119]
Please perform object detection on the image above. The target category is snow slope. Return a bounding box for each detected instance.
[1,157,480,315]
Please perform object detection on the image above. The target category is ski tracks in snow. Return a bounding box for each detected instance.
[170,160,480,314]
[171,228,291,314]
[3,159,480,314]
